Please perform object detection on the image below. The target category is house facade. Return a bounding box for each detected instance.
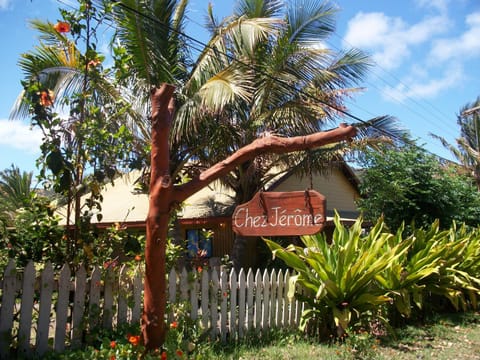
[58,163,361,269]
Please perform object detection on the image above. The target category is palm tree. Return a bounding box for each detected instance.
[0,165,34,228]
[171,0,404,268]
[431,96,480,189]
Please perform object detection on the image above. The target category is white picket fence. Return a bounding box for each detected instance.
[0,259,304,358]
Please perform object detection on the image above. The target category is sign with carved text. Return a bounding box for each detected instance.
[232,190,326,236]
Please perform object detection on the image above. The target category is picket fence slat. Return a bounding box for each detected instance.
[71,265,87,349]
[168,268,177,324]
[180,268,188,302]
[229,270,237,340]
[238,269,246,338]
[190,273,198,321]
[276,270,284,327]
[89,266,102,330]
[54,264,71,352]
[282,271,290,327]
[0,261,306,357]
[219,270,227,341]
[117,265,129,326]
[211,268,220,338]
[36,262,54,357]
[254,270,262,331]
[270,270,277,328]
[132,268,142,324]
[18,261,35,357]
[103,268,115,330]
[262,271,270,333]
[0,260,17,360]
[246,269,254,332]
[200,270,209,330]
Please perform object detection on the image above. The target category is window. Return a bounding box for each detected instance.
[186,228,212,258]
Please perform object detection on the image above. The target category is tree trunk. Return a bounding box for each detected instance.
[142,84,175,350]
[141,82,357,350]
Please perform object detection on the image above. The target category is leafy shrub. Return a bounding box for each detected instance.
[264,213,411,338]
[264,213,480,340]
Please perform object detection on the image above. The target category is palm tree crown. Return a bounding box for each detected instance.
[432,96,480,189]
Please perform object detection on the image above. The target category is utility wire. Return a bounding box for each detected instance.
[186,11,458,145]
[105,2,460,163]
[328,33,459,140]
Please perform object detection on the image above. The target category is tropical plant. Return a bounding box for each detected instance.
[0,165,66,267]
[264,213,411,337]
[437,223,480,311]
[12,2,140,264]
[431,96,480,189]
[4,194,65,268]
[172,0,405,269]
[375,221,477,324]
[357,143,480,232]
[0,165,35,227]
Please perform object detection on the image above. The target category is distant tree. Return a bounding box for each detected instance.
[357,143,480,231]
[431,96,480,189]
[0,165,34,228]
[0,165,65,267]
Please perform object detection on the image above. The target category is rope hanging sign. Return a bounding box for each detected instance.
[232,190,326,236]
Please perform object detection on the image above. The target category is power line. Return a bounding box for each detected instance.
[114,4,378,122]
[325,35,459,141]
[102,2,460,163]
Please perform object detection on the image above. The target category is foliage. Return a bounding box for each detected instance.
[264,213,480,339]
[0,192,64,268]
[0,165,65,268]
[40,301,213,359]
[15,1,140,265]
[431,96,480,189]
[264,213,411,337]
[0,165,35,227]
[376,221,479,324]
[356,143,480,232]
[35,312,480,359]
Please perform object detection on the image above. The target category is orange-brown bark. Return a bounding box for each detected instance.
[142,84,175,349]
[174,123,357,201]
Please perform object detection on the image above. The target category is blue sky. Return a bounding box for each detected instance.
[0,0,479,174]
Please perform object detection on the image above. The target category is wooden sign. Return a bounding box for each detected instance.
[232,190,326,236]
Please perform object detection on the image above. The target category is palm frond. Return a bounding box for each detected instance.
[430,133,464,162]
[199,67,253,112]
[287,0,337,45]
[234,0,283,18]
[113,0,189,86]
[326,49,372,87]
[354,115,408,144]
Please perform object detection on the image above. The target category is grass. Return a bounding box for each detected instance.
[42,311,480,359]
[214,312,480,360]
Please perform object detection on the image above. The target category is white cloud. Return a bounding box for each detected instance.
[0,0,11,11]
[0,119,42,153]
[344,11,450,70]
[382,64,463,102]
[415,0,449,14]
[429,12,480,63]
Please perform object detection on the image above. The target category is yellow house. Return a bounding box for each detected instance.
[58,163,361,269]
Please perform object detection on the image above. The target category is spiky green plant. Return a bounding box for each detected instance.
[264,213,411,337]
[376,220,480,323]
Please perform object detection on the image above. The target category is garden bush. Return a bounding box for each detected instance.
[264,213,480,340]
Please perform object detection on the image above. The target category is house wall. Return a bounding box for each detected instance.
[272,167,360,217]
